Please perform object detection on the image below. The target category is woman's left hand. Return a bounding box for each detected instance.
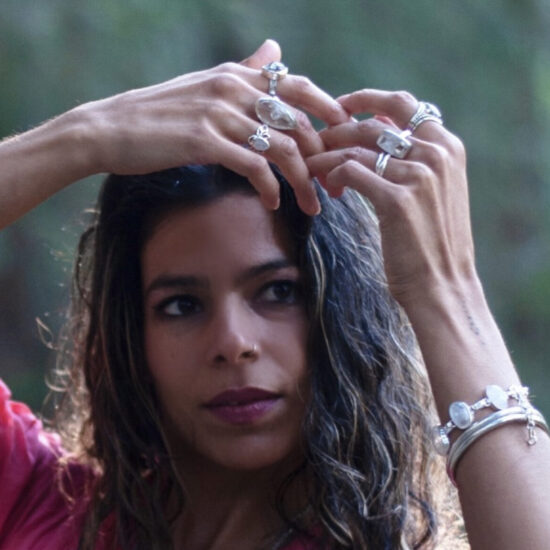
[307,89,473,309]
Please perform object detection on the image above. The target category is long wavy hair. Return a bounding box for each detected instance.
[50,164,466,549]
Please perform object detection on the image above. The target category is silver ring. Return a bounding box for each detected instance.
[407,101,443,133]
[376,128,413,159]
[375,152,390,177]
[255,96,297,131]
[261,61,289,97]
[248,124,271,152]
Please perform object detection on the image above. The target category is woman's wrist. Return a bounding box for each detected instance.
[61,100,109,178]
[0,105,100,228]
[398,273,521,420]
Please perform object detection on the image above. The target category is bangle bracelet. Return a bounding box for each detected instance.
[446,405,549,486]
[432,385,530,455]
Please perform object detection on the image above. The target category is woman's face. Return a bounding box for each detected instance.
[142,193,309,472]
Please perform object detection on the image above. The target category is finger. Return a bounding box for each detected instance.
[199,72,323,157]
[307,148,374,198]
[337,89,418,128]
[319,117,387,150]
[277,74,350,126]
[374,114,400,128]
[222,62,349,128]
[309,143,438,188]
[337,89,449,142]
[212,140,282,210]
[325,160,396,214]
[245,69,349,127]
[206,76,326,168]
[221,112,320,215]
[264,132,320,215]
[307,147,373,177]
[240,39,281,69]
[285,110,325,157]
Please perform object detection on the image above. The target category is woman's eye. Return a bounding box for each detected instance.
[157,295,202,317]
[260,280,300,305]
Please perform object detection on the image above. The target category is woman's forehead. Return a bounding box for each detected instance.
[141,194,296,281]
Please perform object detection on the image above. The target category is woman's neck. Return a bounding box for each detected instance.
[170,454,307,550]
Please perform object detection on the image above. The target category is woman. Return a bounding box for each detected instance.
[0,39,549,549]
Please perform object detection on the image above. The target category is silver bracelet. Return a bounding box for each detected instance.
[446,405,549,486]
[432,384,530,455]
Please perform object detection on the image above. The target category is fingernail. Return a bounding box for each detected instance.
[310,200,321,216]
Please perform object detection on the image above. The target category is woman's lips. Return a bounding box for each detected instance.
[204,387,281,425]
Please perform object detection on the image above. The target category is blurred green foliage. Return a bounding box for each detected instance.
[1,0,549,417]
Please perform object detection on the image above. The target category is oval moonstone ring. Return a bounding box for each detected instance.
[255,97,297,131]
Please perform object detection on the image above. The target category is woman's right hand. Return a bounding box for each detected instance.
[74,39,349,215]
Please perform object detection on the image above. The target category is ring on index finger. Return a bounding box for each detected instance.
[407,101,443,133]
[376,128,413,159]
[255,61,297,131]
[261,61,288,97]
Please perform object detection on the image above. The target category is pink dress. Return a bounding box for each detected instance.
[0,380,319,549]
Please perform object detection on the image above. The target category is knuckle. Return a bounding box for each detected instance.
[186,122,205,141]
[446,133,466,160]
[293,75,314,94]
[201,101,225,120]
[338,159,363,179]
[278,136,299,158]
[295,110,313,131]
[358,117,377,129]
[384,185,413,215]
[396,188,418,215]
[247,155,270,179]
[409,161,434,183]
[421,143,449,171]
[215,61,239,74]
[326,101,345,122]
[357,118,378,137]
[392,90,416,109]
[342,146,365,163]
[209,73,241,96]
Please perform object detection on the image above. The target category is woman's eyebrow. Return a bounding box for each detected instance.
[144,275,207,298]
[144,259,296,298]
[235,258,296,285]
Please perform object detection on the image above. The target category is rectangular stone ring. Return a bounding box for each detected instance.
[376,128,413,159]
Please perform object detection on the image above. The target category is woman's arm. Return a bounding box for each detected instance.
[0,109,96,228]
[0,39,349,229]
[306,89,550,549]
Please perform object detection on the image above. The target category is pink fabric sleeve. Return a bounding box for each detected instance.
[0,379,88,549]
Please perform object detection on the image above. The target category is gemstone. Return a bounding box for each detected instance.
[432,426,450,455]
[255,97,297,130]
[262,62,288,80]
[376,129,412,159]
[248,134,270,152]
[449,401,474,429]
[486,384,509,410]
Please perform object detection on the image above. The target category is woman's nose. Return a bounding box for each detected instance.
[206,300,259,366]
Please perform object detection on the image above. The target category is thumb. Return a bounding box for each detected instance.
[240,39,281,69]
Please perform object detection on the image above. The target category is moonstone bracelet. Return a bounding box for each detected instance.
[432,385,530,455]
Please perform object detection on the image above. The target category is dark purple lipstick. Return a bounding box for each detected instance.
[204,387,281,425]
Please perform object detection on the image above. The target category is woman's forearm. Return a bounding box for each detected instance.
[0,107,97,229]
[404,277,550,550]
[307,87,550,549]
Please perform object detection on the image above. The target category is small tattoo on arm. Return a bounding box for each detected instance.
[461,298,486,346]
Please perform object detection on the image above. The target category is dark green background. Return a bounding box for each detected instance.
[1,1,549,419]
